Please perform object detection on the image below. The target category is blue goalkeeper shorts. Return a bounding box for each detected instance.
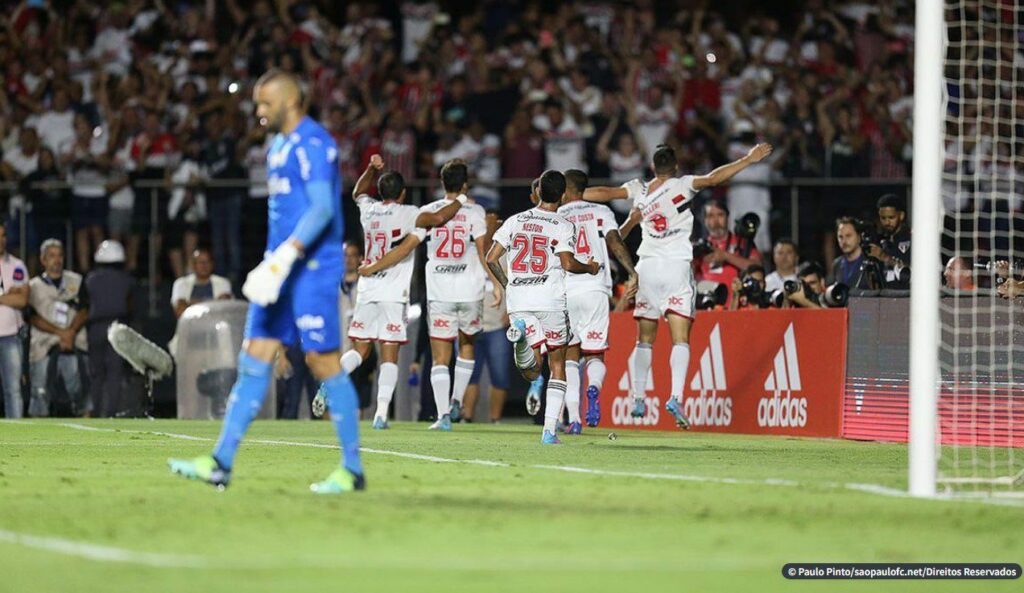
[244,258,342,353]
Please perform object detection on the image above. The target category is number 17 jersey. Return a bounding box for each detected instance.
[420,199,487,302]
[492,207,576,313]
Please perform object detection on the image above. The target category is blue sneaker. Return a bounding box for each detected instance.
[506,318,527,343]
[372,416,389,430]
[541,430,562,445]
[526,375,544,415]
[566,421,582,435]
[630,396,647,418]
[585,385,601,427]
[310,467,366,494]
[449,399,462,422]
[665,398,691,430]
[429,414,452,431]
[167,455,231,491]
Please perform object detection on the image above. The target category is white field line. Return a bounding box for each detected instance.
[34,422,1024,507]
[0,529,209,568]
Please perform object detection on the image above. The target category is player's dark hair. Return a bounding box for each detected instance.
[564,169,588,194]
[538,169,566,203]
[798,261,825,280]
[876,193,905,212]
[652,144,677,175]
[440,160,469,193]
[377,171,405,201]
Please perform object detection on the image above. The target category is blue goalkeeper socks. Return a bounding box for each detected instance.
[212,352,273,470]
[321,370,364,476]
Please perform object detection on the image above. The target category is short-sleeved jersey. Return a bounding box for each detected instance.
[557,200,616,296]
[355,196,426,303]
[634,175,696,260]
[492,207,575,313]
[266,116,343,266]
[421,199,487,303]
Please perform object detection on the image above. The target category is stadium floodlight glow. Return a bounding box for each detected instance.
[228,82,240,94]
[908,0,943,498]
[705,52,717,64]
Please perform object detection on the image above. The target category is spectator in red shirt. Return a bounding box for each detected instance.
[695,199,762,306]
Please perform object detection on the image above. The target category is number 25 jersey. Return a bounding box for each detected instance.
[492,207,575,313]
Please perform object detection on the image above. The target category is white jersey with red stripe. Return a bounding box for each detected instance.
[355,195,426,303]
[634,175,697,260]
[492,206,576,313]
[557,199,615,297]
[420,199,487,302]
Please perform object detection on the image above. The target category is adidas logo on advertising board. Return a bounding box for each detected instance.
[684,324,732,426]
[759,324,808,428]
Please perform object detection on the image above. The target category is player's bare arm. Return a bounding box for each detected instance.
[485,242,508,289]
[692,143,773,190]
[618,208,642,239]
[415,198,463,229]
[358,233,422,277]
[559,251,599,275]
[605,228,638,295]
[351,154,384,198]
[476,234,503,307]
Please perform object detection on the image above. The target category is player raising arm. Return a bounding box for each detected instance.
[485,170,599,444]
[583,142,772,428]
[168,69,365,493]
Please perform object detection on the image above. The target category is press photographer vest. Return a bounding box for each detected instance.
[28,272,88,363]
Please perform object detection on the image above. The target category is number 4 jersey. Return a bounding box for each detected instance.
[420,198,488,302]
[492,207,576,313]
[557,199,616,297]
[355,195,426,303]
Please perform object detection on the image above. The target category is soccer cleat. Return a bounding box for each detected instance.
[566,421,582,435]
[311,387,326,418]
[372,416,389,430]
[526,375,544,416]
[449,399,462,422]
[585,385,601,427]
[665,397,691,430]
[541,430,562,445]
[167,455,231,491]
[310,467,366,494]
[428,415,452,431]
[630,396,647,418]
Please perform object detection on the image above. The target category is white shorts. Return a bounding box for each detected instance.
[567,292,610,353]
[510,310,571,349]
[634,258,695,320]
[428,300,483,340]
[347,301,408,343]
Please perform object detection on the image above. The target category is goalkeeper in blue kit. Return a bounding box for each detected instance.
[168,70,364,493]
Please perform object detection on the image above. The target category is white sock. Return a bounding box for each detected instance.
[374,362,398,420]
[430,365,450,418]
[585,358,606,392]
[451,357,474,404]
[514,338,536,371]
[632,343,652,400]
[565,360,581,423]
[670,343,690,403]
[544,379,567,434]
[341,350,363,374]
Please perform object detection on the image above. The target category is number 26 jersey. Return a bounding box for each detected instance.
[420,199,487,303]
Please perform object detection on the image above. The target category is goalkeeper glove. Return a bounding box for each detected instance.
[242,242,301,306]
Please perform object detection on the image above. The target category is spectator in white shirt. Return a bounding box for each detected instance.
[0,222,30,418]
[34,89,77,154]
[765,239,800,293]
[533,99,587,172]
[170,248,233,319]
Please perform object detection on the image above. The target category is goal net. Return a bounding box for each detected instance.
[913,0,1024,498]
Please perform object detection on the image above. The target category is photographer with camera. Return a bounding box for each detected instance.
[729,264,769,310]
[866,194,911,289]
[831,217,877,289]
[695,200,763,307]
[786,262,827,309]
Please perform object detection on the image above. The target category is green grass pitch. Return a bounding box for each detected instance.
[0,419,1020,592]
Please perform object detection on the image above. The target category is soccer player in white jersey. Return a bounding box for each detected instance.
[486,170,599,444]
[584,143,772,428]
[311,154,464,429]
[558,169,638,433]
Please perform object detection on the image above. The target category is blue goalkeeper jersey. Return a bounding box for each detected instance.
[265,116,343,267]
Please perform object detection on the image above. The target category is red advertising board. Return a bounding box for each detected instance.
[598,308,848,437]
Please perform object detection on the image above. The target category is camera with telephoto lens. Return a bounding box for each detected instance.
[782,279,849,308]
[695,280,728,310]
[734,212,761,240]
[692,237,714,259]
[739,275,768,307]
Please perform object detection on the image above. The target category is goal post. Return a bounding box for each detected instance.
[908,0,945,498]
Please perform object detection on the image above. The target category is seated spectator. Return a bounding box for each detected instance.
[788,261,827,309]
[944,256,976,291]
[0,221,30,418]
[765,238,799,293]
[830,217,875,289]
[170,248,233,319]
[729,264,768,310]
[866,194,911,289]
[696,199,762,306]
[28,239,89,417]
